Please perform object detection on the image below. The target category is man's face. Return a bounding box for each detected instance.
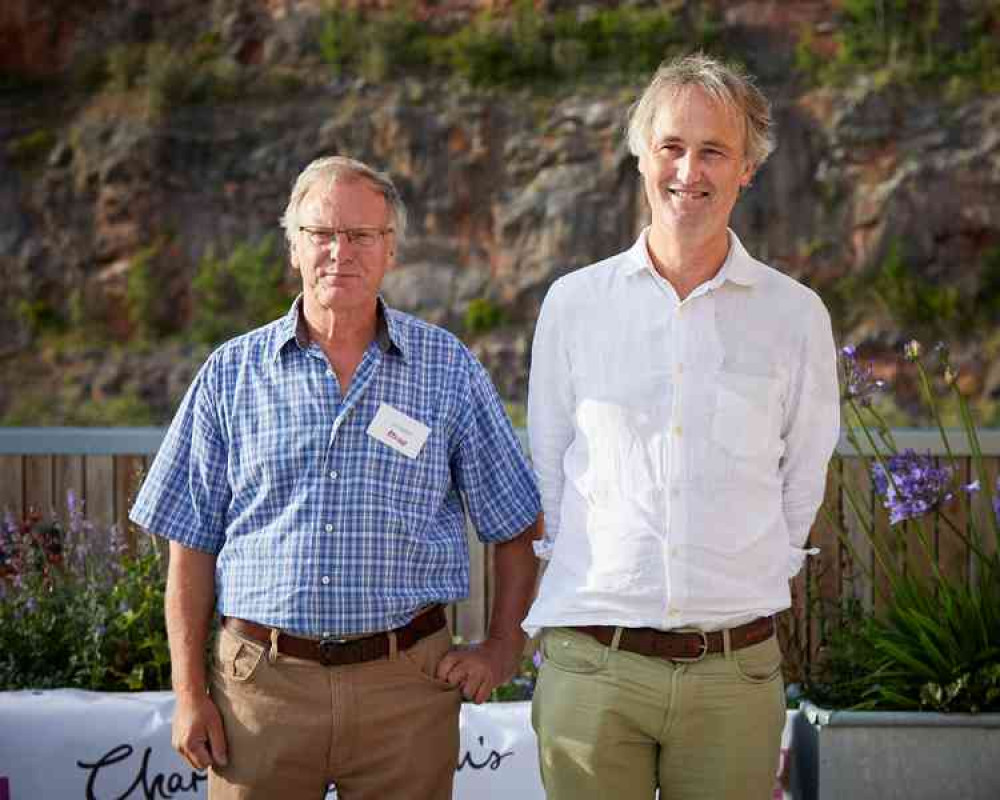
[290,178,396,314]
[639,86,753,244]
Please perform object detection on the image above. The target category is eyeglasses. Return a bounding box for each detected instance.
[299,226,394,249]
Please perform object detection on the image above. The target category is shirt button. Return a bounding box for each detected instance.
[670,546,679,557]
[329,471,338,480]
[673,426,683,436]
[671,486,680,497]
[667,606,678,615]
[676,363,684,375]
[326,369,333,377]
[325,524,333,533]
[321,576,331,585]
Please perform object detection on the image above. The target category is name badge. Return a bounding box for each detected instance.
[366,403,431,459]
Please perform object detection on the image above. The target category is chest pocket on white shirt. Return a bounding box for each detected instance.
[711,372,781,458]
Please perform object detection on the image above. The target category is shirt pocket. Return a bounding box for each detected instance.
[711,372,781,458]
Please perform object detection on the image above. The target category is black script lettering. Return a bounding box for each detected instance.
[456,735,514,772]
[78,743,207,800]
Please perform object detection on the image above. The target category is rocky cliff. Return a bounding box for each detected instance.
[2,0,999,424]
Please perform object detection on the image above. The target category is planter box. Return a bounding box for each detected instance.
[790,700,1000,799]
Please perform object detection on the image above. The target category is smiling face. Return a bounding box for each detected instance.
[290,178,396,317]
[639,86,753,252]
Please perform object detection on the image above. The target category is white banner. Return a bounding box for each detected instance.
[0,691,794,799]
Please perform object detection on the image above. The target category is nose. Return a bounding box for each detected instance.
[327,233,353,260]
[675,152,700,183]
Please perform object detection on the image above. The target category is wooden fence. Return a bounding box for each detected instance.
[2,428,999,666]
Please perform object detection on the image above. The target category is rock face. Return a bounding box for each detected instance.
[2,0,999,424]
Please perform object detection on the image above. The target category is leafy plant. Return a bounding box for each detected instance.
[490,644,541,702]
[464,297,507,335]
[796,0,1000,92]
[190,235,293,346]
[6,129,56,164]
[808,341,1000,711]
[0,491,170,691]
[316,2,718,88]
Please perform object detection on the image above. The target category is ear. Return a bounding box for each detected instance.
[739,159,755,188]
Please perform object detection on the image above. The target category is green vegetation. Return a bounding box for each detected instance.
[828,242,1000,341]
[6,129,56,164]
[96,34,304,116]
[796,0,1000,93]
[1,501,170,691]
[318,0,720,87]
[464,297,507,335]
[15,298,66,338]
[125,240,177,342]
[0,388,158,427]
[190,234,292,346]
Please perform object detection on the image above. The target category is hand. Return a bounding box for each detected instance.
[172,691,228,771]
[435,635,525,704]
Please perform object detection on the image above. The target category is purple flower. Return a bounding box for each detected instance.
[994,478,1000,527]
[872,450,954,525]
[962,480,981,494]
[532,649,544,670]
[841,345,886,407]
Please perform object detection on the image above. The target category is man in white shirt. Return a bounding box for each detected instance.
[525,54,840,800]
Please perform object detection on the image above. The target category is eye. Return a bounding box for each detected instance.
[348,230,378,247]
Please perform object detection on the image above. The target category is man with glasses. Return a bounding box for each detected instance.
[525,55,839,799]
[131,156,541,800]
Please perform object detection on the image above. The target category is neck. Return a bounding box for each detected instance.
[647,225,730,301]
[302,295,378,352]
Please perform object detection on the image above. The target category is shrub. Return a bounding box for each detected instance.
[6,129,56,164]
[464,297,506,335]
[807,342,1000,711]
[190,235,292,346]
[796,0,1000,92]
[0,492,170,691]
[317,2,718,88]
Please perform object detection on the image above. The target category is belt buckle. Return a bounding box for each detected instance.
[669,629,708,663]
[318,636,356,667]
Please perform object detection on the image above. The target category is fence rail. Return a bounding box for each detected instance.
[2,427,999,659]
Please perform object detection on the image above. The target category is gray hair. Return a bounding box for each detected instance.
[279,155,408,248]
[626,53,775,171]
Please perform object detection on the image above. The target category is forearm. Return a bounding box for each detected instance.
[165,541,218,697]
[487,516,542,643]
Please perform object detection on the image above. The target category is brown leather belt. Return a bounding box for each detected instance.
[223,605,447,667]
[571,616,775,662]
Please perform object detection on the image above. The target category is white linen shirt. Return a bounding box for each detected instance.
[523,229,840,635]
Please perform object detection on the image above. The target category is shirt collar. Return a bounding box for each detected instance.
[269,295,404,363]
[623,227,762,288]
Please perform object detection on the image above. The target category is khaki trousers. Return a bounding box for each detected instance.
[532,626,785,800]
[207,624,461,800]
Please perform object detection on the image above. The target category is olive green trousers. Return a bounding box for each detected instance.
[532,626,785,800]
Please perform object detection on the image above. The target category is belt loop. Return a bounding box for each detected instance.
[722,627,733,661]
[610,627,624,652]
[268,628,280,664]
[388,630,399,660]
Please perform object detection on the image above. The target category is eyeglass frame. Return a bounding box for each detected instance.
[298,225,395,249]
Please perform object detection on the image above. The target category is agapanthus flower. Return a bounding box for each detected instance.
[872,449,953,525]
[994,478,1000,527]
[841,345,886,407]
[962,480,980,494]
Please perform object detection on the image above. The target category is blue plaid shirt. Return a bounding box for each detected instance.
[130,298,540,636]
